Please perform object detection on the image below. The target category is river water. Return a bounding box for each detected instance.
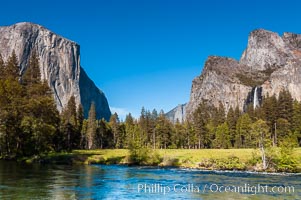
[0,161,300,199]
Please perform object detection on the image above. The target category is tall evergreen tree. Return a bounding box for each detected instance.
[21,52,59,155]
[171,119,185,148]
[145,110,154,147]
[22,51,40,86]
[95,119,112,148]
[262,94,278,145]
[77,104,85,148]
[87,102,96,149]
[151,109,158,120]
[109,113,121,148]
[214,102,226,125]
[0,75,23,155]
[235,113,252,148]
[292,100,301,145]
[192,101,210,148]
[277,90,293,123]
[183,121,194,149]
[125,113,138,148]
[60,95,79,150]
[5,50,19,79]
[213,122,230,149]
[206,120,216,148]
[138,107,148,146]
[155,110,172,149]
[0,52,24,155]
[227,106,239,147]
[276,118,292,145]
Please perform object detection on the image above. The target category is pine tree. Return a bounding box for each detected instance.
[0,53,25,156]
[22,51,40,86]
[150,109,158,148]
[245,103,255,121]
[183,121,194,149]
[63,96,77,126]
[213,122,231,149]
[77,104,85,148]
[172,119,185,148]
[125,113,134,126]
[109,113,121,148]
[276,118,292,145]
[292,100,301,146]
[145,110,155,147]
[2,51,60,155]
[95,119,112,148]
[292,100,301,132]
[206,120,216,148]
[125,113,139,148]
[138,107,147,146]
[87,102,96,149]
[0,75,23,155]
[262,94,278,145]
[21,52,59,155]
[5,50,19,79]
[235,113,252,148]
[151,109,158,120]
[124,113,135,148]
[215,102,226,125]
[192,101,210,149]
[79,120,88,149]
[227,106,239,147]
[277,90,293,123]
[155,110,172,149]
[61,95,79,150]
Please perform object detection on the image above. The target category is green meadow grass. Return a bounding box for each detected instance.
[72,148,300,169]
[35,148,301,172]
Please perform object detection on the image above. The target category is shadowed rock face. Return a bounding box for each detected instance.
[184,29,301,119]
[185,56,251,119]
[79,68,111,120]
[0,22,111,120]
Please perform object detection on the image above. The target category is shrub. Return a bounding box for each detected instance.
[129,146,150,165]
[198,156,246,170]
[275,140,299,172]
[159,156,179,167]
[128,141,162,166]
[246,151,261,166]
[86,155,105,164]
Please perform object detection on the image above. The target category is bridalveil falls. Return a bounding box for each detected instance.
[253,87,259,109]
[244,86,262,111]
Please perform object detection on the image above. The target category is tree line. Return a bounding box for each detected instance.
[190,89,300,150]
[0,51,300,158]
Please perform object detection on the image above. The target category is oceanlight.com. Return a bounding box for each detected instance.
[137,183,295,195]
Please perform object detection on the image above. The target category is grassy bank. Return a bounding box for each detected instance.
[28,148,301,173]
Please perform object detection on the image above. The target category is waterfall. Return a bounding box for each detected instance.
[253,87,259,109]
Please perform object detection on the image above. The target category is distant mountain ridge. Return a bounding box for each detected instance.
[165,104,186,123]
[0,22,111,120]
[168,29,301,121]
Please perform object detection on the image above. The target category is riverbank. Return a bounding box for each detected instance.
[20,148,301,173]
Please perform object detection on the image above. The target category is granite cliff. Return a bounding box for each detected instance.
[182,29,301,119]
[0,22,111,120]
[166,104,186,123]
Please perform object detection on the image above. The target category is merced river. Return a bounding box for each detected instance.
[0,161,300,199]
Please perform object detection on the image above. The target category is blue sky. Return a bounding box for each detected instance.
[1,0,301,119]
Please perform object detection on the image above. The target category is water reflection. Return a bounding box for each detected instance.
[0,161,300,199]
